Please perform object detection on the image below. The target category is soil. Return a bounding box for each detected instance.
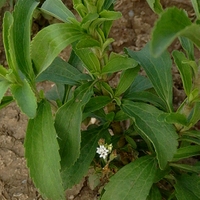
[0,0,195,200]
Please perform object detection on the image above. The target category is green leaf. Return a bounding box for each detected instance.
[126,43,173,112]
[124,75,153,93]
[172,50,193,96]
[172,145,200,161]
[73,46,101,74]
[41,0,75,22]
[0,0,6,9]
[179,37,195,60]
[25,100,65,200]
[150,7,200,57]
[158,112,188,126]
[101,156,157,200]
[0,80,10,102]
[61,127,109,189]
[0,96,14,109]
[10,80,37,118]
[3,12,14,70]
[124,91,166,111]
[174,174,200,200]
[12,0,39,81]
[115,67,140,97]
[31,23,84,75]
[170,163,200,174]
[187,102,200,127]
[99,10,122,20]
[103,0,115,10]
[147,184,162,200]
[101,53,138,74]
[146,0,163,15]
[36,57,90,85]
[122,100,178,169]
[55,82,93,170]
[84,96,112,113]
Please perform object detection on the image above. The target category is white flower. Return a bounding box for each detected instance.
[96,145,109,159]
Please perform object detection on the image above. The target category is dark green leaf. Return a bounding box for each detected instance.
[55,82,93,170]
[36,57,90,85]
[124,91,166,111]
[147,184,162,200]
[10,80,37,118]
[101,156,157,200]
[25,100,65,200]
[126,43,173,112]
[41,0,75,22]
[124,75,153,94]
[101,53,138,74]
[84,96,112,113]
[31,23,85,75]
[122,100,178,169]
[170,163,200,174]
[61,127,109,189]
[187,102,200,127]
[175,174,200,200]
[172,145,200,161]
[0,96,14,109]
[172,50,193,96]
[12,0,39,81]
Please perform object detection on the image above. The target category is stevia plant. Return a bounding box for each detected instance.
[0,0,200,199]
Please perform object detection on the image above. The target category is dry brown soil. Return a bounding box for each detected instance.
[0,0,194,199]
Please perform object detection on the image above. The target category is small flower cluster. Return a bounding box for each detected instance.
[96,139,113,159]
[96,145,109,159]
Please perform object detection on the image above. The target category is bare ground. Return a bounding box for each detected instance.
[0,0,194,199]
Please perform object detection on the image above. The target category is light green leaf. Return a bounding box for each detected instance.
[115,67,140,97]
[172,50,193,96]
[3,12,14,70]
[126,43,173,112]
[36,57,90,85]
[73,46,101,74]
[146,0,163,14]
[150,7,200,57]
[191,0,200,20]
[172,145,200,161]
[0,80,10,103]
[10,79,37,118]
[61,127,109,189]
[122,100,178,169]
[55,82,93,170]
[12,0,39,81]
[41,0,75,22]
[31,23,85,75]
[101,53,138,74]
[187,102,200,128]
[101,156,157,200]
[99,10,122,20]
[175,174,200,200]
[179,37,195,60]
[25,100,65,200]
